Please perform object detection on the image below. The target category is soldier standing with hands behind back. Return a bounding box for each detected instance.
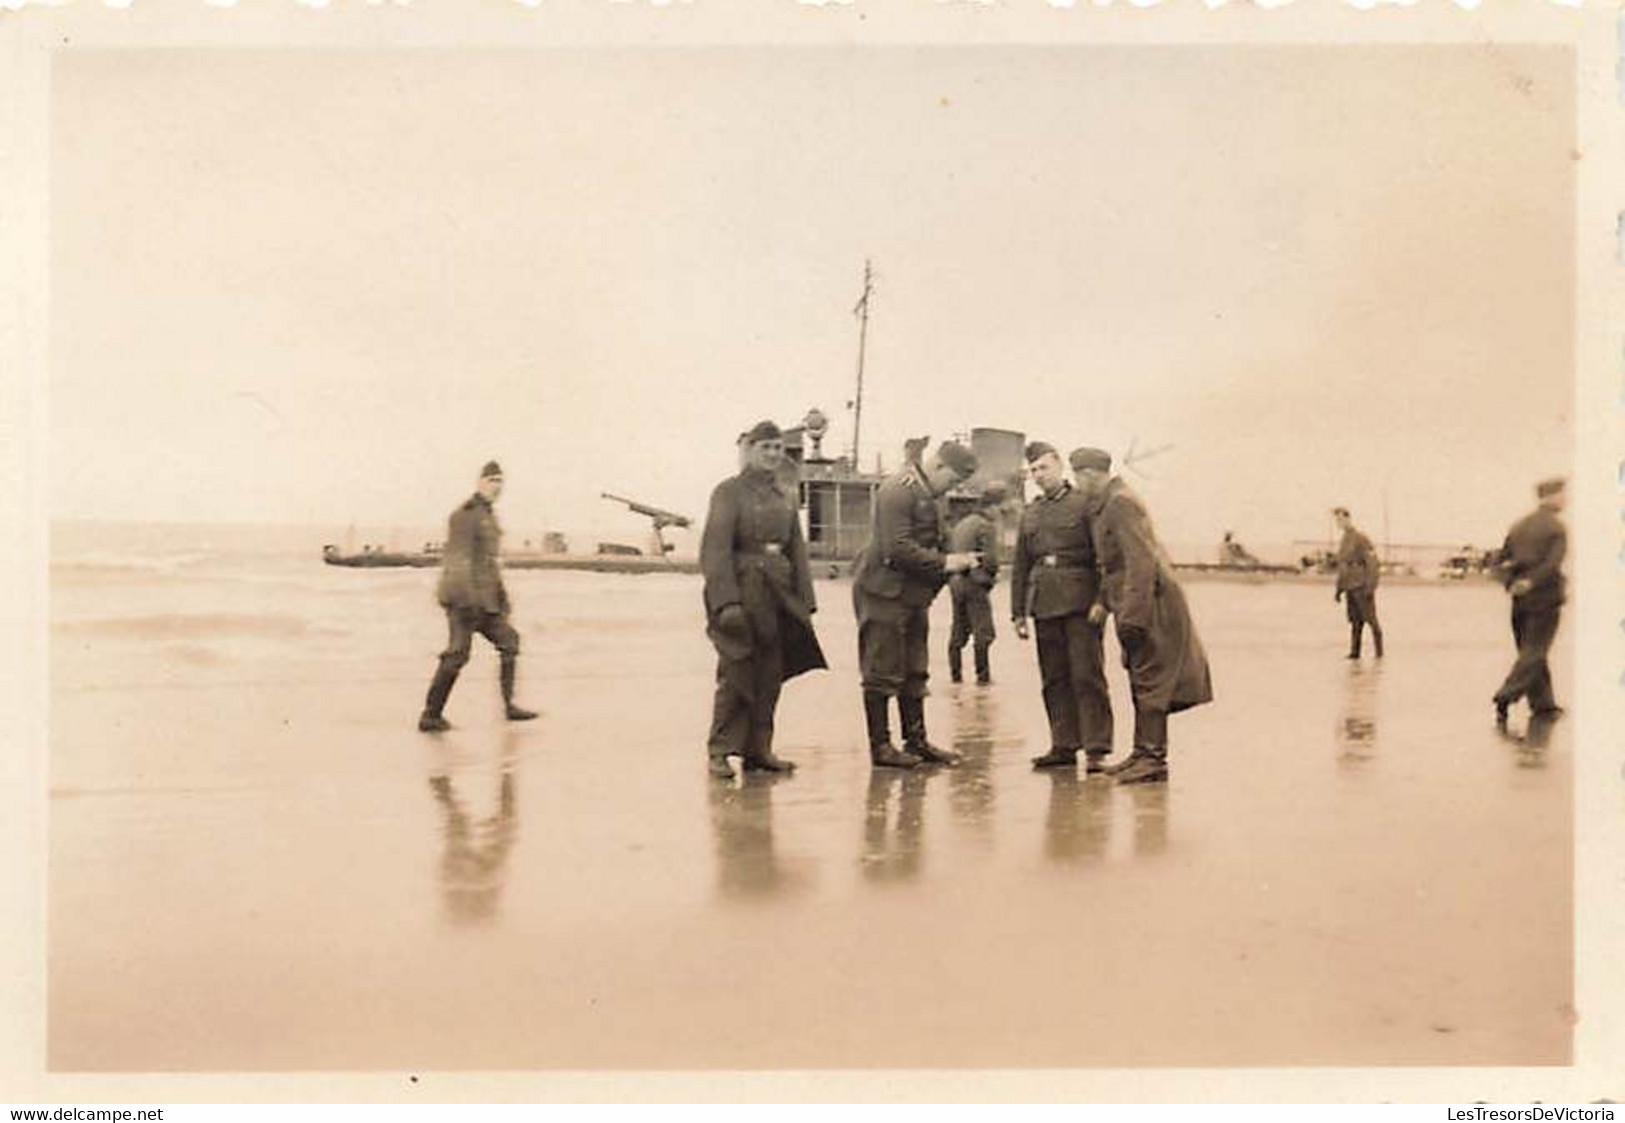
[852,441,981,769]
[418,461,538,732]
[1333,506,1384,659]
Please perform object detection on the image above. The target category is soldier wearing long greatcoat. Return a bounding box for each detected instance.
[1011,442,1115,773]
[1074,448,1212,785]
[851,441,980,769]
[1491,478,1567,725]
[1333,507,1384,659]
[418,461,538,732]
[700,421,827,779]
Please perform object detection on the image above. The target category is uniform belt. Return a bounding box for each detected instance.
[1040,554,1091,569]
[738,543,786,557]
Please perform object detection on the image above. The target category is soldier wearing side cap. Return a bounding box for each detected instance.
[947,481,1008,686]
[701,421,828,779]
[851,441,981,769]
[418,460,537,732]
[1491,477,1568,726]
[1073,447,1213,785]
[1333,506,1384,659]
[1012,442,1115,772]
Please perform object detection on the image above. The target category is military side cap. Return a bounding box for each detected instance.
[1536,477,1566,498]
[1024,441,1057,463]
[1331,506,1351,518]
[937,441,978,477]
[480,460,504,479]
[1069,446,1112,472]
[744,420,783,445]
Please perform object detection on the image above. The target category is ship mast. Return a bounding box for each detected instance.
[851,259,874,468]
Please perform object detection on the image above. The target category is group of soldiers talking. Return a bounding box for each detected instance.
[414,438,1570,783]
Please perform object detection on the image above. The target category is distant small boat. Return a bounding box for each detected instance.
[321,543,699,576]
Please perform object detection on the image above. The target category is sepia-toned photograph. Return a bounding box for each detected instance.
[4,0,1621,1104]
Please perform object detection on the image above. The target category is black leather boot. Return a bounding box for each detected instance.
[1030,746,1079,769]
[947,646,963,683]
[900,694,960,766]
[1347,624,1362,660]
[419,661,459,731]
[865,691,920,769]
[1114,745,1168,785]
[974,643,991,685]
[500,656,537,721]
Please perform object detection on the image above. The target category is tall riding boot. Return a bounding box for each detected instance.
[973,643,991,685]
[500,656,537,721]
[1347,624,1362,660]
[1372,625,1385,659]
[947,645,963,684]
[900,694,960,766]
[420,660,460,731]
[865,691,919,769]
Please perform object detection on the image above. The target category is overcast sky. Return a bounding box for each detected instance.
[50,46,1573,554]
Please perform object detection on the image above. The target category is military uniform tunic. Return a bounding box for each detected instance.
[1091,478,1212,749]
[1010,482,1114,753]
[700,467,826,763]
[851,464,949,698]
[1493,506,1566,713]
[435,494,520,668]
[1336,526,1383,653]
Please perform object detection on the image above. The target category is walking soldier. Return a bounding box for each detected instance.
[418,461,538,732]
[1492,478,1567,726]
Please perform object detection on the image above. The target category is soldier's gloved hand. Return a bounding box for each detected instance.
[1013,617,1030,641]
[1087,603,1108,627]
[1510,577,1533,597]
[717,604,749,636]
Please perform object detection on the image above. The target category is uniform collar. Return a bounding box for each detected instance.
[1038,480,1072,503]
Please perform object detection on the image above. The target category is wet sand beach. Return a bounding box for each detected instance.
[49,540,1571,1070]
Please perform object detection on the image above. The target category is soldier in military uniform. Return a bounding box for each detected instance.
[1333,506,1384,659]
[418,461,537,732]
[1492,477,1568,726]
[852,441,981,769]
[701,421,827,780]
[946,481,1008,686]
[1012,442,1115,772]
[1074,447,1212,785]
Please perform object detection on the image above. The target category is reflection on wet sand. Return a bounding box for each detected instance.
[862,769,930,883]
[1043,770,1111,863]
[429,768,518,925]
[1500,711,1560,769]
[946,687,998,839]
[1128,783,1169,856]
[707,771,800,899]
[1336,662,1382,769]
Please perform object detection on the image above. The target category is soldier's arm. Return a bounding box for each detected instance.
[699,481,743,615]
[876,484,946,580]
[1521,521,1567,588]
[1359,533,1381,585]
[788,509,817,614]
[1009,518,1030,618]
[1111,505,1158,631]
[439,507,476,607]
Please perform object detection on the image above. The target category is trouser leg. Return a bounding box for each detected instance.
[1035,618,1082,751]
[969,588,996,683]
[424,609,475,717]
[947,587,969,682]
[1498,604,1560,711]
[1065,613,1114,751]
